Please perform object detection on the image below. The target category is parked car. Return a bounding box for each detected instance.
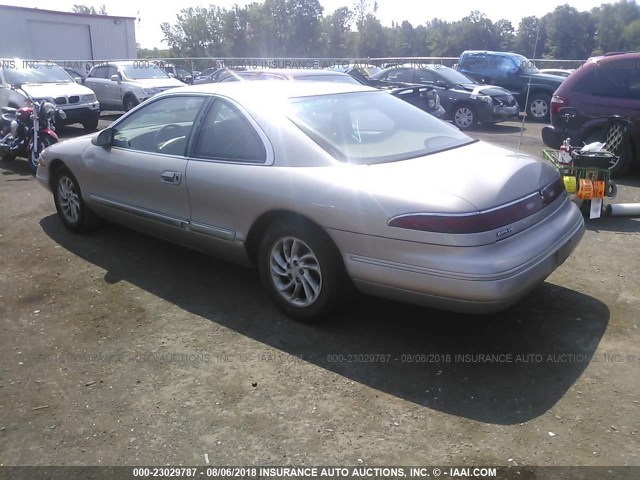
[161,63,195,84]
[36,81,584,321]
[63,67,87,83]
[214,68,444,118]
[457,51,566,122]
[84,61,185,112]
[541,52,640,176]
[215,68,361,84]
[370,64,519,129]
[193,67,236,85]
[539,68,575,78]
[1,59,100,130]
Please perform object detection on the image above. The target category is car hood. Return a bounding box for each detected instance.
[455,83,513,97]
[346,141,558,214]
[126,78,185,88]
[21,82,94,98]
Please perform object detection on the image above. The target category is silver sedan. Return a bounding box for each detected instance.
[36,82,585,322]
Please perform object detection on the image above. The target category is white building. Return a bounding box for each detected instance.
[0,5,137,61]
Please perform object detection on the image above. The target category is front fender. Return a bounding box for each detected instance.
[42,128,59,141]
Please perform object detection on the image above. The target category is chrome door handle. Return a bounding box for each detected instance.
[161,171,182,185]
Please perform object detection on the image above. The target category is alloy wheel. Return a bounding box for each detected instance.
[57,175,81,224]
[454,107,474,129]
[269,236,322,307]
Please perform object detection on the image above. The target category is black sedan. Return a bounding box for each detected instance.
[371,65,519,129]
[214,68,445,118]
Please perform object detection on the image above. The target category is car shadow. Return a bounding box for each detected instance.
[472,123,525,134]
[585,215,640,233]
[40,215,609,425]
[0,159,34,178]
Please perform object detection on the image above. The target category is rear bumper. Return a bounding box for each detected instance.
[330,197,585,314]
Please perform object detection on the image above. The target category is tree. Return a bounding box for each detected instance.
[544,5,595,59]
[287,0,324,56]
[591,0,640,54]
[494,19,515,51]
[72,4,107,15]
[160,7,224,57]
[358,14,385,57]
[515,16,547,57]
[620,19,640,50]
[321,7,354,57]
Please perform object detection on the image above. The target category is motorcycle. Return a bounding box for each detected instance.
[0,84,67,173]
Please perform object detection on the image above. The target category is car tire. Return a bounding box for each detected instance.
[82,117,100,131]
[53,166,100,233]
[527,93,551,122]
[258,220,352,323]
[27,135,56,174]
[452,104,477,130]
[608,138,633,177]
[123,94,139,112]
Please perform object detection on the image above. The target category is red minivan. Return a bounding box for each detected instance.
[542,52,640,176]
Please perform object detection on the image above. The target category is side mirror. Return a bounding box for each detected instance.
[110,74,121,83]
[167,72,175,78]
[91,127,113,147]
[73,76,82,83]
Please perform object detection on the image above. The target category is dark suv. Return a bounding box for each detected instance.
[457,51,565,121]
[542,52,640,176]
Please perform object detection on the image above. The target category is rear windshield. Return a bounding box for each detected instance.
[288,91,474,164]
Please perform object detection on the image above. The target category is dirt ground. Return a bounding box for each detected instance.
[0,117,639,468]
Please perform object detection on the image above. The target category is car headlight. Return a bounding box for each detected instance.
[142,87,159,95]
[81,93,97,103]
[42,102,56,116]
[476,95,492,104]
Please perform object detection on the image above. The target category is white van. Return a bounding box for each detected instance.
[0,59,101,130]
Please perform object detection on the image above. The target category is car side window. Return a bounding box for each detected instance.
[386,68,413,83]
[416,69,438,83]
[111,96,206,156]
[192,99,267,163]
[90,66,108,79]
[108,66,119,79]
[574,65,634,99]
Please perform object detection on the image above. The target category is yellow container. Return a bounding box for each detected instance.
[563,176,577,193]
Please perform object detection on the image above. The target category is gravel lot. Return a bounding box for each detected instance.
[0,114,639,468]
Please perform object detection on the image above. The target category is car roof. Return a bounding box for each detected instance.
[160,80,374,100]
[228,68,352,78]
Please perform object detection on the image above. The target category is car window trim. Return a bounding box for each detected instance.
[108,93,210,158]
[188,94,274,166]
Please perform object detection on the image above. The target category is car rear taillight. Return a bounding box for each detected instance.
[550,95,566,120]
[388,176,565,234]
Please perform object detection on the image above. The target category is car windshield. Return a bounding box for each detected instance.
[121,65,171,80]
[513,54,540,74]
[3,64,73,84]
[432,67,476,85]
[288,91,474,165]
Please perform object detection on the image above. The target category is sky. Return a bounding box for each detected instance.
[3,0,622,48]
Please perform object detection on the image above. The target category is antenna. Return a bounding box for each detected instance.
[516,25,540,155]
